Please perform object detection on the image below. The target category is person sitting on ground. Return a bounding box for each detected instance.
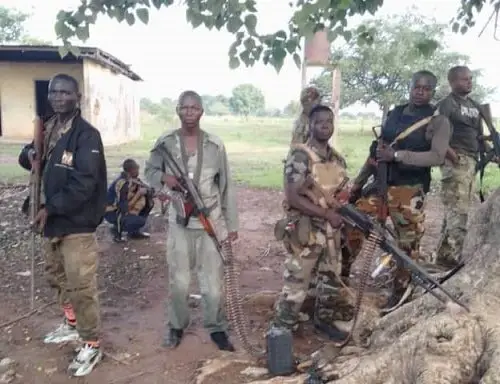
[105,158,154,242]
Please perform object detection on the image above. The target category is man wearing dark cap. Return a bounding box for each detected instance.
[105,158,154,242]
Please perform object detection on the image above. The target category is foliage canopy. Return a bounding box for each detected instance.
[54,0,500,72]
[311,14,496,113]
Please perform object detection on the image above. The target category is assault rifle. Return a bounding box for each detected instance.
[29,116,44,310]
[475,103,500,202]
[371,126,390,227]
[336,202,470,312]
[159,146,227,264]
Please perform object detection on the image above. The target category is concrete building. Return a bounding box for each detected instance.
[0,45,142,146]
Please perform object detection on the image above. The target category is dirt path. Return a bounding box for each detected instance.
[0,186,445,384]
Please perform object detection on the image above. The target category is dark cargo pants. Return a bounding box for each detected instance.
[43,233,100,342]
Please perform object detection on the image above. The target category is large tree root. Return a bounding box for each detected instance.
[313,189,500,384]
[317,311,489,384]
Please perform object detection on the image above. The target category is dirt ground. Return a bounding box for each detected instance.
[0,183,445,384]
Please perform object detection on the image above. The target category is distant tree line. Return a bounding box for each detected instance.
[140,83,306,122]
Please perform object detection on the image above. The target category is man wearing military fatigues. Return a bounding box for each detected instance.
[145,90,239,351]
[290,86,322,145]
[348,71,451,306]
[435,66,486,268]
[274,104,349,341]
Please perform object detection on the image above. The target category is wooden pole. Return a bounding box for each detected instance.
[330,68,341,149]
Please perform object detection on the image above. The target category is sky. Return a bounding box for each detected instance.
[4,0,500,114]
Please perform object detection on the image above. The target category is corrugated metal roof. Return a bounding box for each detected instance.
[0,44,142,81]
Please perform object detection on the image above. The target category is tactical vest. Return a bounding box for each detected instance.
[382,104,435,191]
[106,176,147,216]
[126,179,147,215]
[286,143,347,210]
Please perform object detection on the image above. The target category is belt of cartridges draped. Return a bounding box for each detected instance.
[221,239,266,357]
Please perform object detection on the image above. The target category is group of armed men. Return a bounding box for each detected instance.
[17,64,490,377]
[274,65,490,339]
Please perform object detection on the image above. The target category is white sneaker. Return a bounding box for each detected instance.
[68,344,102,377]
[43,321,80,344]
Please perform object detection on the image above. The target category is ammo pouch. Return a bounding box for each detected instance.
[274,215,312,246]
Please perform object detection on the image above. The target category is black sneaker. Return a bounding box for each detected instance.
[162,328,183,349]
[210,332,235,352]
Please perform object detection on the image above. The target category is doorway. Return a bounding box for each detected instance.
[34,80,54,119]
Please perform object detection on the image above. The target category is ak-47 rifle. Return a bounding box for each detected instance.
[159,147,227,264]
[371,126,390,227]
[29,116,44,310]
[474,103,500,202]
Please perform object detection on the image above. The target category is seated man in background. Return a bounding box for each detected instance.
[105,158,154,242]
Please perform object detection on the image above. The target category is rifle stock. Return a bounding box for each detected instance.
[29,116,43,310]
[477,103,500,171]
[30,117,43,226]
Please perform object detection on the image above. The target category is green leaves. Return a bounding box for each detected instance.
[125,12,135,26]
[227,16,243,33]
[229,56,240,69]
[57,45,80,59]
[292,53,301,69]
[58,45,69,58]
[244,14,257,34]
[53,0,499,73]
[75,25,89,41]
[186,8,204,28]
[415,38,439,56]
[136,8,149,24]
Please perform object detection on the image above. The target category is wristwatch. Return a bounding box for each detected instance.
[393,151,399,161]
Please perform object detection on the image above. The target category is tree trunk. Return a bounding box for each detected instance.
[317,189,500,383]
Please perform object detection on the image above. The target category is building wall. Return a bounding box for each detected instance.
[82,58,140,146]
[0,62,83,139]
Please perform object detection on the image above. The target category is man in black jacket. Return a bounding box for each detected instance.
[18,73,107,377]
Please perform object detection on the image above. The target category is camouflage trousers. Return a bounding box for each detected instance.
[436,154,476,267]
[345,185,426,304]
[274,229,349,330]
[43,233,100,342]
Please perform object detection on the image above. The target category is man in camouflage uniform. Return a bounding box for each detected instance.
[435,66,487,268]
[290,86,322,145]
[347,70,451,306]
[273,104,349,341]
[145,90,239,351]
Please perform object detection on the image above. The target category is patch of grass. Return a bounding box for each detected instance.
[2,114,500,193]
[0,163,26,184]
